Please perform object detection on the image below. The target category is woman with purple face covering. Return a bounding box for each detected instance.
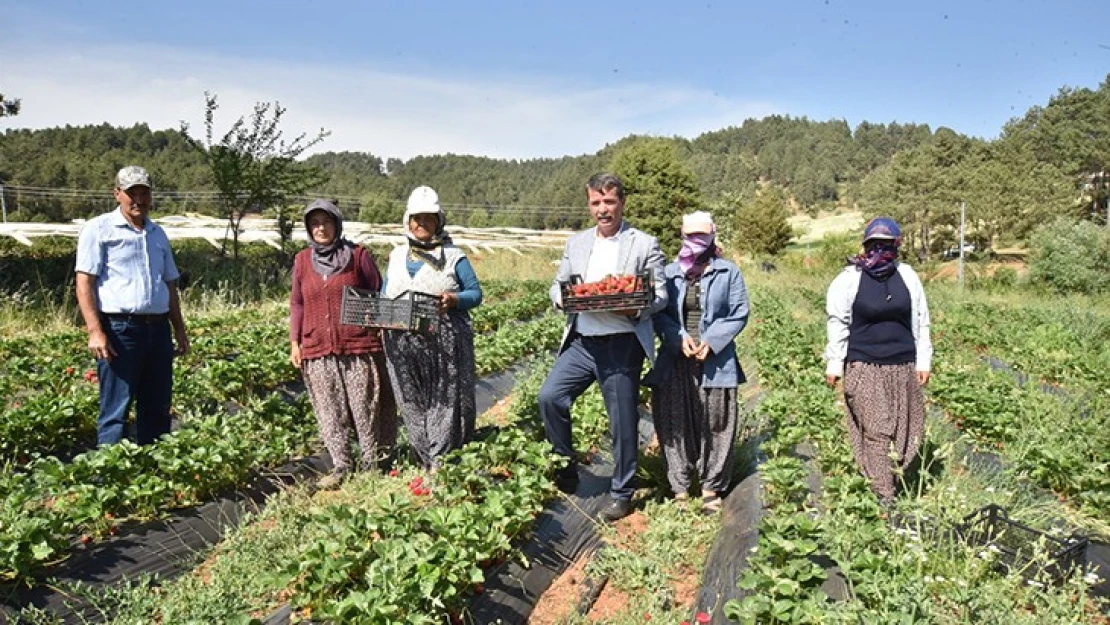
[647,212,750,514]
[824,217,932,506]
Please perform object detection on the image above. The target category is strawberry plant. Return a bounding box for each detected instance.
[288,367,562,624]
[726,285,1103,624]
[470,289,550,333]
[0,394,317,581]
[474,312,563,375]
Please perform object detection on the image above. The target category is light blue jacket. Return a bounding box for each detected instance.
[549,222,668,365]
[647,257,750,388]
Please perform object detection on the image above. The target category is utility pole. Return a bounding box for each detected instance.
[1,184,7,223]
[1103,171,1109,229]
[958,201,966,292]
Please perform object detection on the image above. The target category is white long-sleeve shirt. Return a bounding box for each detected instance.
[824,263,932,378]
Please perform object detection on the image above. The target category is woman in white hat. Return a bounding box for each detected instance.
[382,186,483,470]
[647,211,750,513]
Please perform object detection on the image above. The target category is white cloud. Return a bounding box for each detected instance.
[2,41,780,160]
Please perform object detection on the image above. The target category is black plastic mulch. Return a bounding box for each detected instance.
[0,364,530,624]
[692,462,764,624]
[0,453,333,623]
[466,455,617,623]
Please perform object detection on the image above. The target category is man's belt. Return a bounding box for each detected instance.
[101,312,169,325]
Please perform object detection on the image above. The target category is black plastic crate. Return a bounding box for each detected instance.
[559,270,652,314]
[958,504,1088,584]
[340,287,439,333]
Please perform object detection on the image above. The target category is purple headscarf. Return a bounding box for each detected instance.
[304,199,354,277]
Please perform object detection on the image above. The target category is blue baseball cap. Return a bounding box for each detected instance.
[863,217,901,243]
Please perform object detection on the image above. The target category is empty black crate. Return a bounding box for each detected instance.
[340,287,439,333]
[958,504,1088,584]
[559,270,652,314]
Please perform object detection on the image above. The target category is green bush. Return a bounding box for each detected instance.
[783,232,859,275]
[1028,217,1110,295]
[0,236,292,307]
[988,265,1018,289]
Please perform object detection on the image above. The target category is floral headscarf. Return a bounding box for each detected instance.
[848,217,902,281]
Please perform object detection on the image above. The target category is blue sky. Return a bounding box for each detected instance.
[2,0,1107,159]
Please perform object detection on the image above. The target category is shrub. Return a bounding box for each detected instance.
[988,265,1018,289]
[1028,217,1110,295]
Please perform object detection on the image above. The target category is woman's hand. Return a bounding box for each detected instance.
[439,292,459,313]
[681,335,699,358]
[916,371,930,386]
[826,374,840,387]
[290,342,302,369]
[694,342,711,362]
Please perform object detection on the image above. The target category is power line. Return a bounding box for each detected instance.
[0,185,588,215]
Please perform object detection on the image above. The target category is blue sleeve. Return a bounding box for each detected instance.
[653,276,684,349]
[701,266,750,355]
[160,230,181,282]
[454,257,483,311]
[75,221,102,275]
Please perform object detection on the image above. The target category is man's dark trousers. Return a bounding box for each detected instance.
[539,332,645,500]
[96,316,174,446]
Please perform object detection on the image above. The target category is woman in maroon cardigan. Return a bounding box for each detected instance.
[290,199,396,488]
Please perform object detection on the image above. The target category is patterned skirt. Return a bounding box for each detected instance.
[302,351,397,472]
[650,356,739,495]
[384,312,476,469]
[842,361,926,500]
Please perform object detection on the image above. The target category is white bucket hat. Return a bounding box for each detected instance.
[681,210,715,235]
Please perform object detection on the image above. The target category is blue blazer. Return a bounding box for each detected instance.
[647,257,750,388]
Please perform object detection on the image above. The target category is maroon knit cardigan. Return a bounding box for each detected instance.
[290,245,383,359]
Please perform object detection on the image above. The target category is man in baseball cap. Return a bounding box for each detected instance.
[75,166,189,446]
[116,165,152,190]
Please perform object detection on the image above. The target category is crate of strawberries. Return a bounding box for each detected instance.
[560,271,652,313]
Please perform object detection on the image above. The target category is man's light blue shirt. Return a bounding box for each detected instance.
[75,208,180,314]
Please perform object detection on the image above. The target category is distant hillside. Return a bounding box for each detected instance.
[0,116,929,225]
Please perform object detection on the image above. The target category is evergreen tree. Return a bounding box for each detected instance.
[0,92,20,117]
[357,191,401,224]
[608,137,703,256]
[726,186,793,257]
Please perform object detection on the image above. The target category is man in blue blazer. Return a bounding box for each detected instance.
[538,173,667,522]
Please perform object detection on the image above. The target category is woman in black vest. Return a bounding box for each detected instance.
[823,217,932,505]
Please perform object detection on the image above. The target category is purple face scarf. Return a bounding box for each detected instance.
[849,242,900,281]
[678,233,719,278]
